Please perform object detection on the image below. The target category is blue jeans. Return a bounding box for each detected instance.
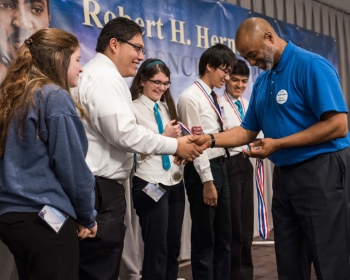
[184,157,231,280]
[132,176,185,280]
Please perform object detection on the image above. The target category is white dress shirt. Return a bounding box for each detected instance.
[132,94,182,186]
[177,79,226,183]
[76,53,177,181]
[219,92,250,155]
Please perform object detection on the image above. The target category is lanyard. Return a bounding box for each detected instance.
[223,91,246,123]
[178,121,193,135]
[194,81,224,124]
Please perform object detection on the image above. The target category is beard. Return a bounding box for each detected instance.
[262,44,276,71]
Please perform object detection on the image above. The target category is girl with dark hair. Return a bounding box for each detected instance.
[0,28,97,280]
[130,59,185,280]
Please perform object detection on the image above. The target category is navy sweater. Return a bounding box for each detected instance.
[0,85,95,228]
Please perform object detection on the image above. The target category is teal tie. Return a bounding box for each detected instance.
[153,103,171,171]
[235,100,245,120]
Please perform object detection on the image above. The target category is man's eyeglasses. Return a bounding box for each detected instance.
[218,66,232,77]
[148,79,171,89]
[119,40,146,55]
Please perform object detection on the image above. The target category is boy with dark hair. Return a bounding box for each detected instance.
[77,17,203,280]
[177,43,237,280]
[220,59,254,280]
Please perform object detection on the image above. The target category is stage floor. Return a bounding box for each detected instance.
[178,231,317,280]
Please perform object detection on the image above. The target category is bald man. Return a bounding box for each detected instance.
[190,17,350,280]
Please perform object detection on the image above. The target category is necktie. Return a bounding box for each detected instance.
[210,91,230,159]
[235,99,245,120]
[153,103,171,171]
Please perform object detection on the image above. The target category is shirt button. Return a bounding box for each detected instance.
[270,92,272,94]
[272,81,274,83]
[273,71,276,74]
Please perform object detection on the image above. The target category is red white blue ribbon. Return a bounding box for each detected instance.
[223,91,246,123]
[255,159,268,239]
[194,81,224,124]
[178,121,193,135]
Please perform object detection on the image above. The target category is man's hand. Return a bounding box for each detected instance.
[188,134,212,149]
[175,136,205,161]
[203,181,218,206]
[243,138,279,159]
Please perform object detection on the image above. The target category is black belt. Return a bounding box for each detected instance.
[209,156,226,165]
[232,152,250,159]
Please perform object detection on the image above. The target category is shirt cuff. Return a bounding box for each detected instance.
[199,171,214,183]
[161,137,178,155]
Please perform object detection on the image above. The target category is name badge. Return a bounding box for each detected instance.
[143,183,166,202]
[38,205,68,234]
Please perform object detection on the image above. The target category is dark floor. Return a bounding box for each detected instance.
[178,231,317,279]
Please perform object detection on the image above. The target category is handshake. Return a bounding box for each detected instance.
[174,125,212,163]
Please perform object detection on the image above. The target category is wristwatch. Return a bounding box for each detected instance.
[208,134,215,148]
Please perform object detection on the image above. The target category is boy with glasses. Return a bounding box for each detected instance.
[77,17,204,280]
[177,43,236,280]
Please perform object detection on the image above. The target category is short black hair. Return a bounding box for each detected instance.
[232,59,250,77]
[96,17,142,53]
[198,44,237,76]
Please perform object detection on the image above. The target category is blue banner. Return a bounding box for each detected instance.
[1,0,338,100]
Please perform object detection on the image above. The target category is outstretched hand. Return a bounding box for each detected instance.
[188,135,211,149]
[175,135,209,162]
[174,135,210,165]
[243,138,279,159]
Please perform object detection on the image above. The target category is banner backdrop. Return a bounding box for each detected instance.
[46,0,338,101]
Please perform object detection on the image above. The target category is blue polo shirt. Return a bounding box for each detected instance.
[242,41,350,166]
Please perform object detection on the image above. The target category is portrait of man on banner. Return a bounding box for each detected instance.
[0,0,50,80]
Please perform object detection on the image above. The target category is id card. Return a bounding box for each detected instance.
[38,205,68,234]
[143,183,166,202]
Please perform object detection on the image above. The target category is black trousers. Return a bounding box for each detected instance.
[273,148,350,280]
[0,212,79,280]
[79,177,126,280]
[132,176,185,280]
[226,154,254,280]
[184,158,231,280]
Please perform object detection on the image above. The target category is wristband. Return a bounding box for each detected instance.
[208,134,215,148]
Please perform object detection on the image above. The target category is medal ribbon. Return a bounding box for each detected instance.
[195,81,224,124]
[255,159,268,239]
[223,91,246,123]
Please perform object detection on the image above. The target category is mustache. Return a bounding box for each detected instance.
[7,29,34,45]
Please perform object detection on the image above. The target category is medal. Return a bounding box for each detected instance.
[172,171,183,183]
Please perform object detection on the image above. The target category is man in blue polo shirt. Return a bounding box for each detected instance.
[190,17,350,280]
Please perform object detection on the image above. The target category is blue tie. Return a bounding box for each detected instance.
[235,100,245,120]
[153,103,171,171]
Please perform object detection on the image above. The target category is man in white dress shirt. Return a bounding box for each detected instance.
[77,17,203,280]
[220,60,254,280]
[177,44,236,280]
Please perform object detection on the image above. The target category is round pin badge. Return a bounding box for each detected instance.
[276,89,288,104]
